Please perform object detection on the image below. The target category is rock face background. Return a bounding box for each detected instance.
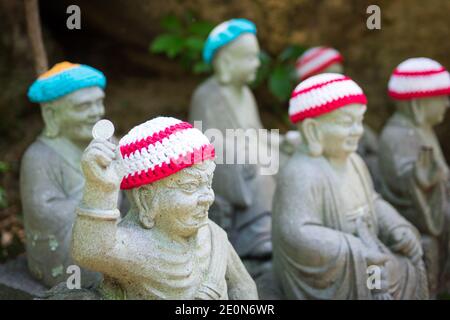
[1,0,450,259]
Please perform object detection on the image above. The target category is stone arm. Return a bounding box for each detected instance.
[225,242,259,300]
[373,195,421,246]
[71,138,130,280]
[20,148,79,229]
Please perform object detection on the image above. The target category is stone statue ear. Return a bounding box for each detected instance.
[132,187,155,229]
[215,52,232,84]
[301,118,323,157]
[41,104,59,138]
[410,99,426,125]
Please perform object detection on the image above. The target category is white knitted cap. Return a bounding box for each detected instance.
[388,57,450,100]
[295,47,343,80]
[289,73,367,123]
[119,117,215,189]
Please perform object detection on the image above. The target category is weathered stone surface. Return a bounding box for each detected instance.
[0,255,46,300]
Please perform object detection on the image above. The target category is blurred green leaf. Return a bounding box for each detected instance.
[269,65,293,102]
[160,14,182,33]
[150,34,185,58]
[279,45,306,62]
[0,161,9,173]
[0,188,7,209]
[193,61,211,74]
[185,36,204,52]
[189,21,214,37]
[251,51,272,88]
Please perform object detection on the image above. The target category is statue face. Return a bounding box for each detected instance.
[218,33,260,84]
[417,96,449,126]
[153,160,215,238]
[51,87,105,144]
[317,104,366,159]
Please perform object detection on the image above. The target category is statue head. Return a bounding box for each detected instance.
[289,73,367,160]
[388,57,450,127]
[203,19,260,85]
[119,117,216,238]
[28,62,107,147]
[296,46,344,81]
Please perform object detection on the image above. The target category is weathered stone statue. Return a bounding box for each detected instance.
[295,46,380,190]
[71,117,258,300]
[273,73,429,300]
[379,57,450,297]
[21,62,107,287]
[189,19,276,280]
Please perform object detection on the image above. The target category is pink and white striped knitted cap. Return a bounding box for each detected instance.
[119,117,215,190]
[295,47,343,80]
[289,73,367,124]
[388,58,450,100]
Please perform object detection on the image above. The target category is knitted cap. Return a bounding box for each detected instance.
[119,117,215,190]
[295,47,343,80]
[203,18,257,64]
[388,57,450,100]
[289,73,367,124]
[28,61,106,103]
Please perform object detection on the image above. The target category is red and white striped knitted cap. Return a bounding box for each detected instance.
[119,117,215,190]
[289,73,367,124]
[295,46,343,80]
[388,58,450,100]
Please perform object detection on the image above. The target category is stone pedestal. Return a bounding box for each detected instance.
[0,255,47,300]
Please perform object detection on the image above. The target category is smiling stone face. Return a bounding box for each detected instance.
[318,104,366,158]
[42,86,105,145]
[145,160,216,238]
[214,33,261,85]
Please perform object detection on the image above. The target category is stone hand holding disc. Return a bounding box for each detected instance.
[92,119,115,141]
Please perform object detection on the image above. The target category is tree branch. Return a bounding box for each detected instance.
[24,0,48,75]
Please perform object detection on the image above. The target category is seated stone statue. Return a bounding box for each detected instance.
[273,73,429,299]
[379,57,450,297]
[189,19,277,279]
[21,62,107,287]
[295,46,381,190]
[71,117,258,300]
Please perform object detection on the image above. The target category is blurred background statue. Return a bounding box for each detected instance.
[273,73,428,300]
[20,62,106,287]
[379,57,450,298]
[189,19,277,285]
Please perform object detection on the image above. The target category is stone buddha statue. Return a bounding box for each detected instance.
[272,73,429,300]
[295,46,381,190]
[20,62,108,288]
[378,57,450,297]
[189,19,278,281]
[71,117,258,300]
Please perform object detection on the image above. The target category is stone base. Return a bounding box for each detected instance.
[0,255,47,300]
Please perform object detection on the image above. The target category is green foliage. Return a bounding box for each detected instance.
[253,45,306,103]
[0,161,9,209]
[150,13,214,74]
[150,13,306,120]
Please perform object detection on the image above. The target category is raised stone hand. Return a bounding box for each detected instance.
[390,227,423,265]
[414,146,445,190]
[80,121,122,211]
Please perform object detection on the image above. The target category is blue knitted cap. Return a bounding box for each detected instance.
[28,62,107,103]
[202,18,257,64]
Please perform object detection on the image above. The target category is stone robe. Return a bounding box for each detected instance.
[71,208,258,300]
[379,113,450,295]
[189,77,275,260]
[273,151,428,300]
[20,136,101,287]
